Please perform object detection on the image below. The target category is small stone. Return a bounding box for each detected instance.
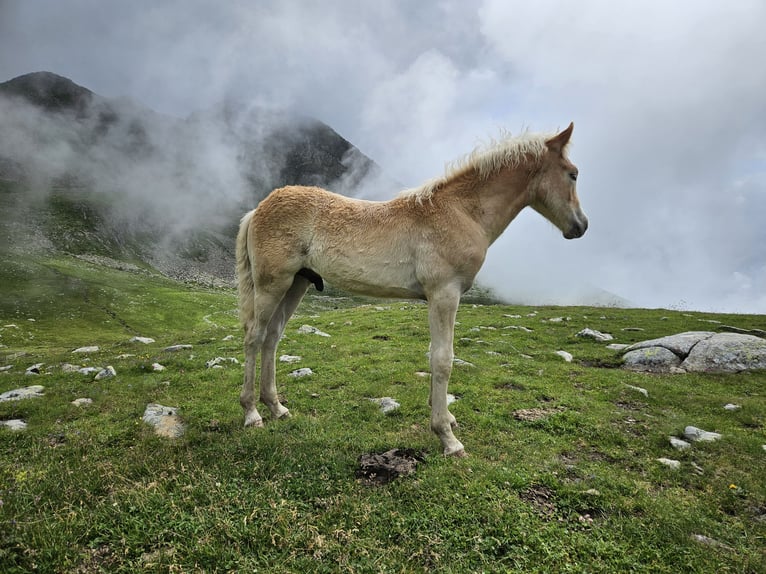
[25,363,44,375]
[279,355,302,363]
[576,328,614,342]
[584,489,601,496]
[72,346,99,354]
[152,363,166,372]
[415,371,430,378]
[370,397,400,414]
[94,366,116,380]
[683,426,722,442]
[625,384,648,397]
[657,457,681,469]
[723,403,741,411]
[115,353,135,359]
[555,350,573,362]
[222,335,235,341]
[670,437,691,450]
[297,325,330,337]
[690,534,733,550]
[163,344,193,352]
[453,358,475,367]
[72,398,93,406]
[1,419,27,431]
[0,365,11,372]
[130,336,155,344]
[446,393,457,405]
[288,367,313,378]
[205,357,239,368]
[142,403,185,438]
[78,367,99,375]
[60,363,81,373]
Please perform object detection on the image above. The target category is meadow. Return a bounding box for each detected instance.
[1,255,764,573]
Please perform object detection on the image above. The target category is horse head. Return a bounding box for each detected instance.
[529,122,588,239]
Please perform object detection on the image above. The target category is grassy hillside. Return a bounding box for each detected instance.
[1,255,765,572]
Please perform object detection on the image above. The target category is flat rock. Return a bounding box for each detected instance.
[72,398,93,406]
[78,367,99,375]
[130,336,155,344]
[1,419,27,431]
[624,331,713,356]
[25,363,44,375]
[684,426,721,442]
[0,385,45,402]
[163,344,193,352]
[555,350,573,362]
[142,403,185,438]
[72,346,99,354]
[288,367,313,378]
[657,457,681,469]
[205,357,239,368]
[279,355,302,363]
[152,363,166,372]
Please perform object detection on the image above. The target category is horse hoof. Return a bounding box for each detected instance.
[244,414,264,428]
[277,409,291,420]
[445,447,467,458]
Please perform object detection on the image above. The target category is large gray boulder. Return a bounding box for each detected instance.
[622,331,766,373]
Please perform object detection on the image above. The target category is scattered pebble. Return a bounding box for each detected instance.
[152,363,166,372]
[415,371,430,378]
[576,328,614,342]
[370,397,400,413]
[723,403,741,411]
[669,437,691,450]
[297,325,330,337]
[163,344,193,352]
[205,357,239,368]
[71,398,93,406]
[279,355,302,363]
[130,336,155,344]
[625,384,648,397]
[0,365,11,372]
[453,358,475,367]
[78,367,99,375]
[690,534,733,551]
[657,458,681,469]
[25,363,44,375]
[94,366,116,380]
[555,350,573,362]
[115,353,134,359]
[222,335,235,341]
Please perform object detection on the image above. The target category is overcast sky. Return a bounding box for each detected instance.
[1,0,765,313]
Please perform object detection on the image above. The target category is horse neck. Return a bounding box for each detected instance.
[446,164,534,244]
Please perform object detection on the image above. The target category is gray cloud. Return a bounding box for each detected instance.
[1,0,765,312]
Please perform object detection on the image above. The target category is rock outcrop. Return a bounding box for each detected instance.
[622,331,766,373]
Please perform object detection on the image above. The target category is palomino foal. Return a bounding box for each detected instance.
[236,123,587,456]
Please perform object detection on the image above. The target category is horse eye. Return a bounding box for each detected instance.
[569,172,578,182]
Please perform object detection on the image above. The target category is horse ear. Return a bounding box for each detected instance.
[546,122,574,153]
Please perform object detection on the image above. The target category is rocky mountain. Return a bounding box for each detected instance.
[0,72,395,284]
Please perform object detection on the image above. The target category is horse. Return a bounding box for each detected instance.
[236,122,587,456]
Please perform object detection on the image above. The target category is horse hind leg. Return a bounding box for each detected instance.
[241,277,295,427]
[258,275,311,420]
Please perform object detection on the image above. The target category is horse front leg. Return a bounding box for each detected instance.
[427,287,465,457]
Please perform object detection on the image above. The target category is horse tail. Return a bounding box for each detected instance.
[236,209,256,329]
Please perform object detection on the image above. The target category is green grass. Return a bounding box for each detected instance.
[1,255,765,572]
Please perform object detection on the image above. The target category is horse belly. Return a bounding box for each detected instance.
[312,251,425,300]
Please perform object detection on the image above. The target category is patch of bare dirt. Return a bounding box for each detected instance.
[512,407,564,422]
[356,448,424,485]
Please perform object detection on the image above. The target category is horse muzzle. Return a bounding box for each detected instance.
[564,214,588,239]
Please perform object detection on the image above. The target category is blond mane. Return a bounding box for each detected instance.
[400,130,553,202]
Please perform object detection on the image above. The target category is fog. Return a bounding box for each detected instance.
[1,1,764,312]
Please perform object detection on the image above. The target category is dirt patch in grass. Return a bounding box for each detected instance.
[512,407,564,422]
[356,448,424,485]
[520,485,558,518]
